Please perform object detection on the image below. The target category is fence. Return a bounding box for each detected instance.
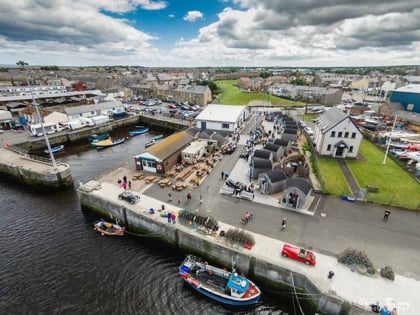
[6,145,60,166]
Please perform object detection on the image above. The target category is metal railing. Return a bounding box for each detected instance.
[5,145,60,165]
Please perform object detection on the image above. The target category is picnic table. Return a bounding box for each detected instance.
[144,175,157,183]
[159,178,172,187]
[172,182,186,191]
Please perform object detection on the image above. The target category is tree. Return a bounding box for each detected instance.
[259,71,272,79]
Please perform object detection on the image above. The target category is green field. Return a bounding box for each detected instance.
[317,157,351,196]
[346,140,420,209]
[215,80,303,106]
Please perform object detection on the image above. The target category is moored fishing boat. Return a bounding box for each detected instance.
[179,255,261,306]
[44,144,64,154]
[129,127,149,137]
[88,133,110,143]
[95,137,125,149]
[93,219,125,236]
[144,134,163,148]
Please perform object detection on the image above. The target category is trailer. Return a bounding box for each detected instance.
[29,122,63,137]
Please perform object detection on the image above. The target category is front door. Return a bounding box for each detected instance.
[200,121,206,130]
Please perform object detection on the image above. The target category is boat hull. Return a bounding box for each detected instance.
[179,255,261,307]
[93,220,125,236]
[129,128,149,137]
[44,145,64,154]
[95,138,125,149]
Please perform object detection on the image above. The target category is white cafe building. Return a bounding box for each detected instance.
[194,104,249,132]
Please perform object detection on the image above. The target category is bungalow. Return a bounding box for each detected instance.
[280,177,313,210]
[64,101,125,121]
[313,107,362,158]
[134,131,194,174]
[258,170,287,195]
[195,104,249,132]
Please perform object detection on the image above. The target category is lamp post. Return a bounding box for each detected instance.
[17,61,57,167]
[382,115,397,165]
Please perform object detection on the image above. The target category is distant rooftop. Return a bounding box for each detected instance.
[393,84,420,94]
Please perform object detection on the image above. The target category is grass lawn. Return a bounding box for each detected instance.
[215,80,304,106]
[346,140,420,209]
[317,157,351,196]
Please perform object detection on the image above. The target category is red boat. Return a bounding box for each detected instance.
[281,244,316,266]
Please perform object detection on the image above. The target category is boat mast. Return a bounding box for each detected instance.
[382,115,398,165]
[17,61,57,167]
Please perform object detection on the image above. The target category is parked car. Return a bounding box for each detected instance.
[167,103,177,109]
[118,191,140,204]
[281,244,316,265]
[304,126,313,136]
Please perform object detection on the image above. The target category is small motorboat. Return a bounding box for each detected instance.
[94,137,125,149]
[88,133,110,143]
[44,144,64,154]
[179,255,261,306]
[144,135,163,148]
[129,127,149,137]
[93,219,125,236]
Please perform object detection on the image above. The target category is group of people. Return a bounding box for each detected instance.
[370,302,398,315]
[243,211,253,223]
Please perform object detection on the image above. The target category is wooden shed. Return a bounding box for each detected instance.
[280,177,313,209]
[251,158,272,179]
[258,170,287,195]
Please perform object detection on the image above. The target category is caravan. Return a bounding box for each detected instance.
[29,122,63,137]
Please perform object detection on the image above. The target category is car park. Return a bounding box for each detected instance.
[281,244,316,265]
[118,191,140,204]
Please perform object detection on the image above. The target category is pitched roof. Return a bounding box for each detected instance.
[142,131,194,161]
[274,138,289,146]
[64,101,124,115]
[315,107,349,133]
[264,143,281,152]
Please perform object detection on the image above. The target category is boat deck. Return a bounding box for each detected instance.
[194,269,228,295]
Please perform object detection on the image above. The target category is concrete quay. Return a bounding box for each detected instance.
[0,147,73,189]
[79,149,419,315]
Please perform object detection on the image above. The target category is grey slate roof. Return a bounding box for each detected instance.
[64,101,124,115]
[253,149,271,159]
[285,177,312,194]
[315,107,349,134]
[263,170,287,182]
[264,143,281,152]
[274,138,289,146]
[283,128,298,135]
[253,158,272,169]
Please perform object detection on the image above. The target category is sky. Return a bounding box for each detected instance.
[1,0,420,67]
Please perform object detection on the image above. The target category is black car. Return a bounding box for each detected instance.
[118,191,140,204]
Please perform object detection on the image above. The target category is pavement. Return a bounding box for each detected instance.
[65,110,418,314]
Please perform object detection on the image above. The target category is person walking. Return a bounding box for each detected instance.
[187,191,192,203]
[281,218,287,230]
[199,194,203,205]
[171,213,176,224]
[168,192,172,202]
[384,210,391,221]
[177,196,181,206]
[167,211,172,223]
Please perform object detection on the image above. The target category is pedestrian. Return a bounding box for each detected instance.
[171,213,176,224]
[123,175,127,184]
[167,211,172,223]
[177,196,181,206]
[384,210,391,221]
[187,191,192,203]
[168,192,172,202]
[199,194,203,205]
[281,218,287,230]
[391,308,398,315]
[121,180,127,190]
[221,171,224,180]
[128,181,132,190]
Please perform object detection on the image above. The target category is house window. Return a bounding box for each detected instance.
[327,144,331,151]
[349,146,354,153]
[338,131,342,138]
[222,123,229,129]
[344,132,349,138]
[351,132,356,139]
[331,131,335,137]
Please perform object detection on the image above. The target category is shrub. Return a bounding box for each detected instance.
[338,247,374,270]
[380,265,395,281]
[225,228,255,246]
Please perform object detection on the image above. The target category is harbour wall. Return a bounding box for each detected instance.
[79,185,366,315]
[0,149,73,190]
[16,115,188,151]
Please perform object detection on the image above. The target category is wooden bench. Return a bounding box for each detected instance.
[366,185,379,193]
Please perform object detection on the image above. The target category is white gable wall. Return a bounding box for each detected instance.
[314,118,362,158]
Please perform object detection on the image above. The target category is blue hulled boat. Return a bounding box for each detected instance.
[44,144,64,154]
[145,134,164,148]
[179,255,261,306]
[88,133,110,143]
[129,127,149,137]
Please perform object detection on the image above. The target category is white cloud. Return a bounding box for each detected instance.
[168,14,175,18]
[183,11,204,22]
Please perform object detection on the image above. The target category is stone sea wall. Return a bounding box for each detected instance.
[79,187,368,315]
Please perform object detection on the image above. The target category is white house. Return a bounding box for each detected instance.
[64,101,125,121]
[195,104,248,132]
[313,107,362,158]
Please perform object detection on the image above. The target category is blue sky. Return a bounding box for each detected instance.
[0,0,419,67]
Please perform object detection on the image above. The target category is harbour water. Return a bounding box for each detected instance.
[0,130,309,315]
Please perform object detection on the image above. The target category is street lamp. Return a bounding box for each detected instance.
[17,61,57,167]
